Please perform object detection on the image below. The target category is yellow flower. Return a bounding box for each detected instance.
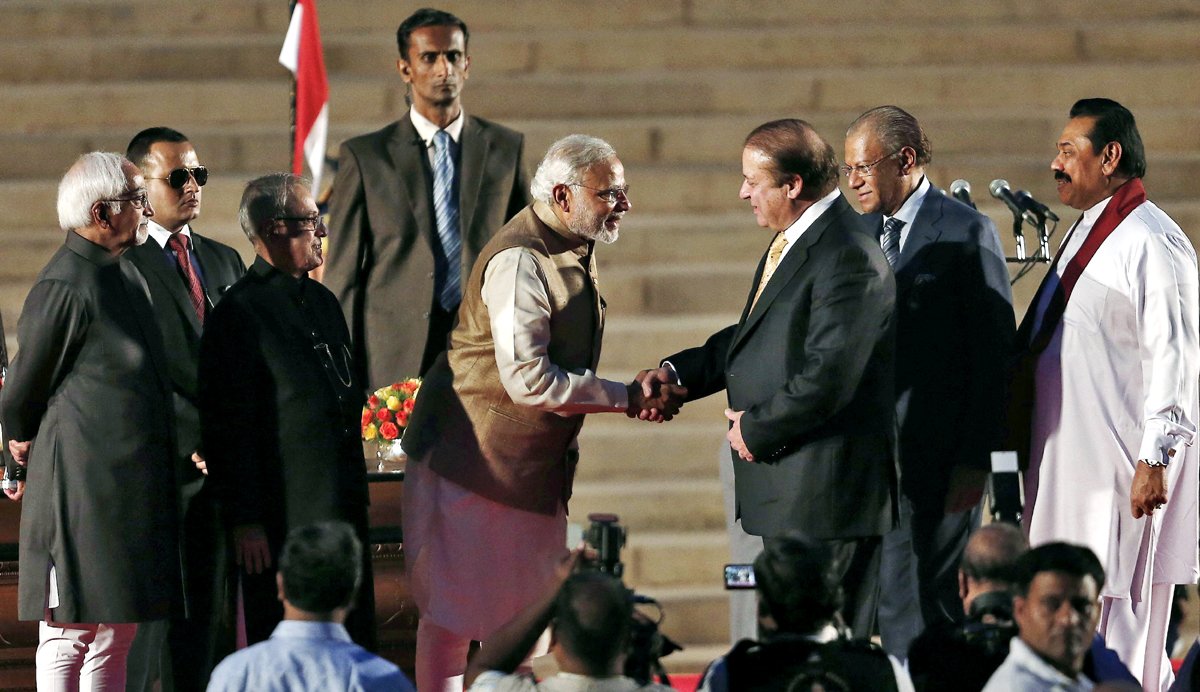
[364,423,378,440]
[387,395,402,411]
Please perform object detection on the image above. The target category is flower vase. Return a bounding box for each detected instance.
[376,437,407,473]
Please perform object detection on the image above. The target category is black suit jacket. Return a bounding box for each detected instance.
[127,231,246,486]
[323,114,529,386]
[198,257,368,545]
[867,189,1014,508]
[668,195,898,539]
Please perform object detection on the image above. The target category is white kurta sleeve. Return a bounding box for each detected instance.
[482,247,628,415]
[1134,223,1200,462]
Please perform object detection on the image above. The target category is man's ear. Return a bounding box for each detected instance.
[552,183,571,212]
[785,175,805,200]
[92,202,109,227]
[1101,141,1124,177]
[276,571,286,604]
[396,58,413,84]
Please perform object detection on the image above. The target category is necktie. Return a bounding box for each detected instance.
[433,130,462,311]
[751,231,788,310]
[166,233,205,324]
[880,217,904,268]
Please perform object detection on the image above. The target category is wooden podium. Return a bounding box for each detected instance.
[0,462,417,690]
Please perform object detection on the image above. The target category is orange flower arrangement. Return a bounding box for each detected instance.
[361,378,421,442]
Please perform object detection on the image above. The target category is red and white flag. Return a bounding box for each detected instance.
[279,0,329,193]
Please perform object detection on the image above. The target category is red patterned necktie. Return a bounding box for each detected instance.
[167,233,205,324]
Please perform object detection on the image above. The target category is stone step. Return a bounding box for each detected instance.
[6,60,1200,134]
[622,530,731,591]
[9,0,1196,40]
[569,478,726,533]
[8,19,1200,85]
[576,420,727,484]
[6,108,1200,181]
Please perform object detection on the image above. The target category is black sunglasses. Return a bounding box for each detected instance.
[148,166,208,189]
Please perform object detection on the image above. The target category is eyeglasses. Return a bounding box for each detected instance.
[103,190,149,210]
[147,166,208,189]
[839,150,901,178]
[570,183,630,204]
[273,214,325,233]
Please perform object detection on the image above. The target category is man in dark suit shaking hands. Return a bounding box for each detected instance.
[645,120,898,636]
[123,127,246,691]
[844,106,1014,660]
[324,7,529,385]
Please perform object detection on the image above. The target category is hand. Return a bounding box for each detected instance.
[725,409,755,462]
[3,480,24,502]
[191,451,208,476]
[629,368,683,422]
[944,466,988,513]
[234,524,272,574]
[626,378,686,422]
[554,544,596,583]
[8,440,30,466]
[1131,460,1168,518]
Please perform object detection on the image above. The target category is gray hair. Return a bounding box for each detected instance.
[238,172,309,240]
[529,135,617,205]
[847,105,932,167]
[56,152,129,231]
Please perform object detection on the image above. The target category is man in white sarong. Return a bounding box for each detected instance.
[1017,98,1199,691]
[399,135,685,692]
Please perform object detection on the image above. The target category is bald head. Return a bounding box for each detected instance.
[959,523,1028,610]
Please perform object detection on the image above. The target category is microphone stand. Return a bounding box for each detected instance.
[1007,215,1026,263]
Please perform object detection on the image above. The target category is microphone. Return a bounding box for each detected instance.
[949,179,975,209]
[989,179,1041,227]
[1015,189,1060,222]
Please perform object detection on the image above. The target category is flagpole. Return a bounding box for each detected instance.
[288,0,298,172]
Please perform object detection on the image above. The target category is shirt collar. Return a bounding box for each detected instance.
[1081,193,1113,225]
[146,220,193,250]
[782,187,842,246]
[410,107,465,145]
[250,255,308,295]
[885,175,931,228]
[1007,637,1091,687]
[269,620,352,643]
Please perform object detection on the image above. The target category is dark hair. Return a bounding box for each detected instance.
[754,532,843,634]
[396,7,469,59]
[848,105,932,167]
[1012,542,1105,597]
[126,126,189,168]
[553,572,632,677]
[744,119,839,200]
[960,522,1028,586]
[1068,98,1146,179]
[278,521,362,614]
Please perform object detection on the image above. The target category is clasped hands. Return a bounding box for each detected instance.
[625,367,687,422]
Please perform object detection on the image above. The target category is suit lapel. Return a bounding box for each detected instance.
[130,241,202,337]
[894,189,946,296]
[731,198,844,351]
[458,116,491,254]
[389,118,439,254]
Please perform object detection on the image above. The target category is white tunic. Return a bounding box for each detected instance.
[1025,196,1200,599]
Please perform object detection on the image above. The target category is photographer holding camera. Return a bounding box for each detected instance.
[464,548,672,692]
[698,532,913,691]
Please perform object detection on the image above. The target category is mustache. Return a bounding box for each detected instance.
[1055,171,1071,182]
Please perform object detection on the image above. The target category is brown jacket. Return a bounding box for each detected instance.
[403,204,604,515]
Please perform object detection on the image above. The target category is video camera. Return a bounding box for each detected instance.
[583,513,682,686]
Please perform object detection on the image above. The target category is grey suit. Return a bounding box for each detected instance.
[870,188,1014,658]
[0,231,181,622]
[125,231,245,690]
[667,194,897,634]
[323,114,529,386]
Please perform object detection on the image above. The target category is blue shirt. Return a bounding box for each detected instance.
[207,620,413,692]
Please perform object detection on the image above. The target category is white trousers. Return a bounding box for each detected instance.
[36,621,138,692]
[1099,582,1174,692]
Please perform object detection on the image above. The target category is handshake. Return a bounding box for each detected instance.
[624,366,687,422]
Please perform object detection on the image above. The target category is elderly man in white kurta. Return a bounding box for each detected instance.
[1018,98,1198,692]
[400,135,684,692]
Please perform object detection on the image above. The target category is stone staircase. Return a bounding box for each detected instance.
[2,0,1200,673]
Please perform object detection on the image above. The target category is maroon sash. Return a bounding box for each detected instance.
[1004,178,1147,467]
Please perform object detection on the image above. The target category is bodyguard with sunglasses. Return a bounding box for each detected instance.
[124,127,246,692]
